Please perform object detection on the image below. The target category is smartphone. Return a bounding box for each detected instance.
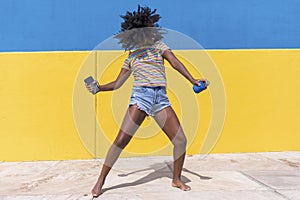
[84,76,95,85]
[84,76,99,95]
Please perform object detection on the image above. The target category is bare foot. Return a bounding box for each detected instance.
[91,178,104,198]
[172,179,191,191]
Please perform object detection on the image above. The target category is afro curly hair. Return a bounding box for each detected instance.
[114,5,165,50]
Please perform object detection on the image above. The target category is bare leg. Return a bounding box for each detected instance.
[92,105,147,197]
[154,107,191,191]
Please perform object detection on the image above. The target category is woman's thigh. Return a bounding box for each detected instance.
[153,106,186,142]
[113,105,147,147]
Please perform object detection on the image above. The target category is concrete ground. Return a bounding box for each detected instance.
[0,152,300,200]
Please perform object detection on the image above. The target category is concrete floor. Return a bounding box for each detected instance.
[0,152,300,200]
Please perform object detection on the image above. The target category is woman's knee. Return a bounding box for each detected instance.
[172,133,187,148]
[113,132,132,149]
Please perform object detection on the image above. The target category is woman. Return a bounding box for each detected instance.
[86,5,209,197]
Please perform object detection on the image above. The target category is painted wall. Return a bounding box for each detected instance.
[0,0,300,51]
[0,0,300,161]
[1,50,300,161]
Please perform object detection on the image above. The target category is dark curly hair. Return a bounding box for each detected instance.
[114,5,165,50]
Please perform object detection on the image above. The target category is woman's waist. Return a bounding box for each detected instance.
[133,82,166,88]
[133,85,166,89]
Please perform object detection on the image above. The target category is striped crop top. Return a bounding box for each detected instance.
[122,41,170,87]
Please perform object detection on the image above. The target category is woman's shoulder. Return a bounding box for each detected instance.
[153,40,171,54]
[153,40,168,48]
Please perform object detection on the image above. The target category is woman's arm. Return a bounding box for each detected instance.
[163,50,209,86]
[86,68,131,93]
[99,68,131,91]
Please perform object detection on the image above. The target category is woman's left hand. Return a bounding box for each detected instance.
[193,79,210,87]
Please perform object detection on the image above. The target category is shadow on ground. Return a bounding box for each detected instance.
[102,161,212,194]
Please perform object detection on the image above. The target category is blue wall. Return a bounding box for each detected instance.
[0,0,299,51]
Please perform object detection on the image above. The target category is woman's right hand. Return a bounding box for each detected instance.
[85,80,101,94]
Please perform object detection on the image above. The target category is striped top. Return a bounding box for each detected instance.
[122,41,170,87]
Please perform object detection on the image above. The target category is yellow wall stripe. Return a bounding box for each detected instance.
[0,49,299,161]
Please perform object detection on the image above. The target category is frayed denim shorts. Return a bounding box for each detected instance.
[129,86,171,116]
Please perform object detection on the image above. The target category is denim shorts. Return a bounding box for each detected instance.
[129,86,171,116]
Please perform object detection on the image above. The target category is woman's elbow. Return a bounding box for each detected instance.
[114,80,124,90]
[171,62,180,71]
